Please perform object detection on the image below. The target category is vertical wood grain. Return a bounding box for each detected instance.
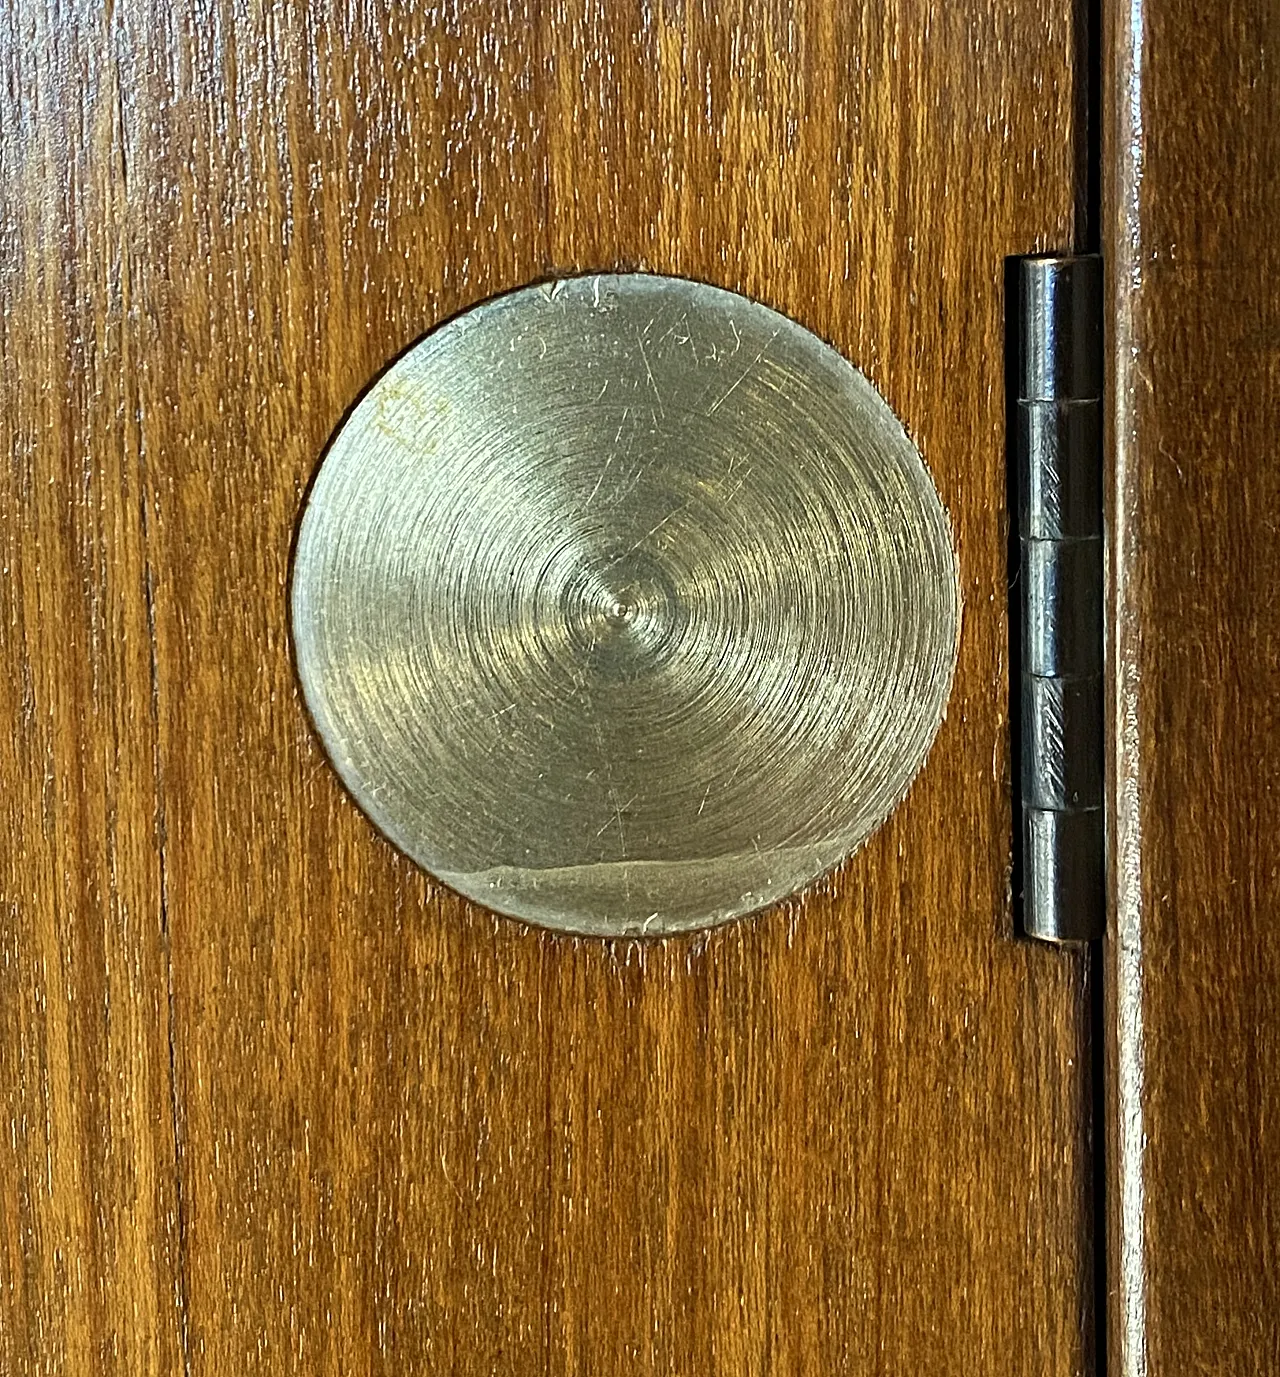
[1105,0,1280,1371]
[0,7,186,1372]
[4,3,1091,1372]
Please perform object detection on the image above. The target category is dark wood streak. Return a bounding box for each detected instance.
[3,2,1092,1371]
[1105,0,1280,1371]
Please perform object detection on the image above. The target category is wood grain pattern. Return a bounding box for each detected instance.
[1105,0,1280,1371]
[4,3,1091,1372]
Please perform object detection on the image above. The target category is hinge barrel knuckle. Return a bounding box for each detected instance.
[1023,808,1105,943]
[1016,403,1102,539]
[1025,539,1103,677]
[1014,255,1105,944]
[1021,675,1104,810]
[1018,255,1103,401]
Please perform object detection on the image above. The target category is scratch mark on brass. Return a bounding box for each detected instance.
[291,274,961,936]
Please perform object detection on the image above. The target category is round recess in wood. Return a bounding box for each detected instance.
[291,275,960,936]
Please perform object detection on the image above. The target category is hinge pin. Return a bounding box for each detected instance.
[1015,255,1105,943]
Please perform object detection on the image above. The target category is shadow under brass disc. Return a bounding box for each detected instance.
[292,274,960,936]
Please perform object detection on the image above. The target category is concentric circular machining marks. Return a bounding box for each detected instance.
[292,275,961,936]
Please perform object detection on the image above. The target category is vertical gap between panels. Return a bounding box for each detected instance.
[1080,0,1107,1369]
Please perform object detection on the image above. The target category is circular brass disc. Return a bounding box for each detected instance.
[292,275,959,936]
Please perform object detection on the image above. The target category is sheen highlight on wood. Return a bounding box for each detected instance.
[1105,0,1280,1371]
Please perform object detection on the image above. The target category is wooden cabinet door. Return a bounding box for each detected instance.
[2,4,1094,1373]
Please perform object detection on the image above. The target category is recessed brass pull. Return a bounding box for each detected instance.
[292,274,960,936]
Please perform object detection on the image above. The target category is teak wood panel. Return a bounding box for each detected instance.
[3,4,1091,1373]
[1105,0,1280,1371]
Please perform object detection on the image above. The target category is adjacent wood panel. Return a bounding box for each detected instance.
[1105,0,1280,1371]
[4,3,1091,1372]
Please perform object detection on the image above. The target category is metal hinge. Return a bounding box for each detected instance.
[1013,255,1104,943]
